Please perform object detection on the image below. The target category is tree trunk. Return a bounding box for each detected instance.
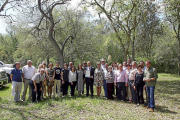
[132,35,135,61]
[178,41,180,75]
[124,49,128,62]
[149,34,153,60]
[59,52,64,68]
[47,55,49,68]
[48,21,64,68]
[132,10,137,61]
[38,0,67,69]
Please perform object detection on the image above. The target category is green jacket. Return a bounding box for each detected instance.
[144,67,158,86]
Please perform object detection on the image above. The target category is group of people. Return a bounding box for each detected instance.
[10,58,158,112]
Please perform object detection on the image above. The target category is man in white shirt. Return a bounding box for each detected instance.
[129,61,138,103]
[123,62,127,70]
[21,60,37,101]
[103,63,108,97]
[112,62,118,96]
[100,58,106,69]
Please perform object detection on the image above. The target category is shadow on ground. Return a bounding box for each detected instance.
[155,105,178,114]
[0,85,10,91]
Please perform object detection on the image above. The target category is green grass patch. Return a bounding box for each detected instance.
[0,73,180,119]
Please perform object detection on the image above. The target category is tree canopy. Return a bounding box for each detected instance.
[0,0,179,74]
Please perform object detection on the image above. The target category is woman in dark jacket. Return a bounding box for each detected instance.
[134,64,145,106]
[61,63,69,97]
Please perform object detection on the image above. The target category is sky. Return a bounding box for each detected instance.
[0,19,7,34]
[0,0,97,35]
[0,0,164,35]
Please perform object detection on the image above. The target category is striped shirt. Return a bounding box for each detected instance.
[114,70,128,83]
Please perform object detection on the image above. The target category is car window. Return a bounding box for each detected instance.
[0,63,2,67]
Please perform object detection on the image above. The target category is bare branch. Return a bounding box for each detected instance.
[103,0,106,7]
[0,0,9,13]
[38,0,50,20]
[54,18,61,25]
[109,0,115,17]
[172,22,177,35]
[62,35,74,51]
[51,2,65,11]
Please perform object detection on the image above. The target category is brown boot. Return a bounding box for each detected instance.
[146,106,150,109]
[149,108,154,112]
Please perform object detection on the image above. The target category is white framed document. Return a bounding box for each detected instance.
[85,70,90,77]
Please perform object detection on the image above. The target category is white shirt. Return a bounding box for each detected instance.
[129,68,138,80]
[123,66,127,70]
[32,73,45,83]
[22,65,37,79]
[101,64,105,69]
[38,67,47,73]
[112,70,118,75]
[69,71,77,82]
[142,66,147,72]
[113,67,117,70]
[126,69,132,80]
[103,68,108,79]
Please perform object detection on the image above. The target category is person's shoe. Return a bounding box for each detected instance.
[129,100,133,103]
[137,104,140,106]
[149,108,154,112]
[146,106,150,109]
[62,95,65,97]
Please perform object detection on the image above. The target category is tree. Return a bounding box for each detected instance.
[164,0,180,75]
[136,3,163,59]
[0,31,18,63]
[10,6,103,67]
[34,0,76,67]
[82,0,146,61]
[0,0,23,22]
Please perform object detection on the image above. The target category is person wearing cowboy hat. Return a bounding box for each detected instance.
[100,58,106,69]
[100,58,108,97]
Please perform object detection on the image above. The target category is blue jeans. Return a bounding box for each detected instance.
[146,86,155,109]
[103,80,108,97]
[129,80,137,103]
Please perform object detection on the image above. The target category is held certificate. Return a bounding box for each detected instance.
[85,70,90,77]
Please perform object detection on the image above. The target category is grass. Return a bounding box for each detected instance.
[0,73,180,119]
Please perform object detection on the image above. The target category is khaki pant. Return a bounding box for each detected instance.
[53,79,61,97]
[12,81,22,102]
[126,84,132,100]
[21,79,32,100]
